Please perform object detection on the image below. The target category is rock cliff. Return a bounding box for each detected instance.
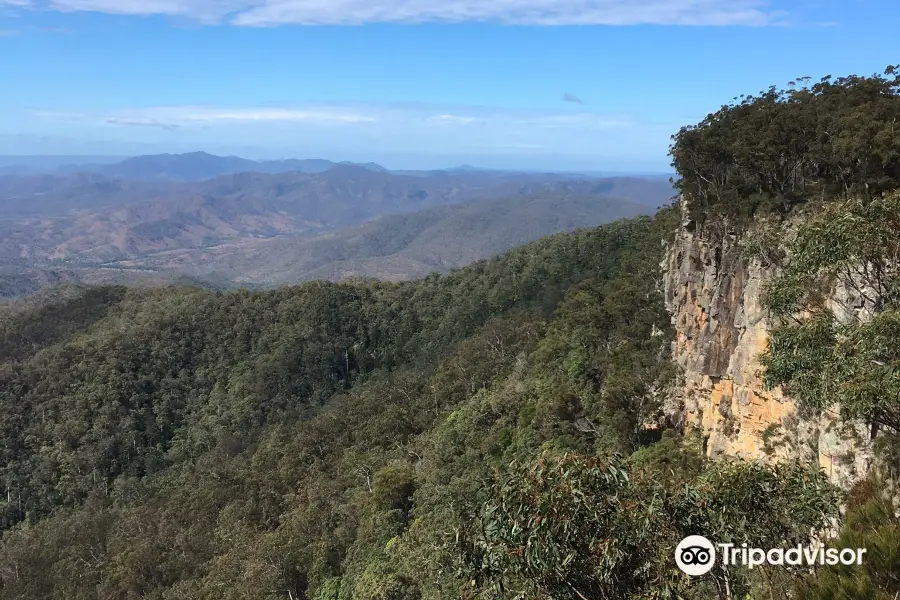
[663,204,874,489]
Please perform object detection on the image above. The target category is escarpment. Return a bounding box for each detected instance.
[663,204,875,489]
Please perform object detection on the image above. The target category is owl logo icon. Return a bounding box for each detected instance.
[676,535,716,576]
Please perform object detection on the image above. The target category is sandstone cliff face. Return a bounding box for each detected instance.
[663,209,874,489]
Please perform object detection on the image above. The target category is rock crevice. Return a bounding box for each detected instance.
[663,211,873,489]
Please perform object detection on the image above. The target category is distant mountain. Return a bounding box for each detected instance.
[95,151,260,181]
[93,152,390,181]
[0,172,188,218]
[0,156,127,177]
[0,155,124,171]
[0,165,37,176]
[0,153,389,181]
[204,193,653,285]
[4,192,654,290]
[443,164,506,173]
[578,171,676,180]
[0,169,672,264]
[0,268,81,300]
[0,266,213,300]
[338,161,388,173]
[0,165,673,219]
[259,158,335,174]
[0,163,675,294]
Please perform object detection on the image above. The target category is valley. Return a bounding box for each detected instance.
[0,155,673,294]
[2,6,898,594]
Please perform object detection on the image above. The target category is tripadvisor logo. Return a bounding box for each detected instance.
[675,535,867,576]
[676,536,717,576]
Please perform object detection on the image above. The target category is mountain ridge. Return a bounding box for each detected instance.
[1,169,673,268]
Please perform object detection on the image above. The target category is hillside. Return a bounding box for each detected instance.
[0,204,860,600]
[0,161,672,223]
[0,156,124,176]
[0,168,673,292]
[99,194,651,286]
[0,153,387,181]
[94,152,389,181]
[0,172,184,219]
[0,68,898,600]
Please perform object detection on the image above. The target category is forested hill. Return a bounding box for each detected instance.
[1,67,899,600]
[0,208,844,600]
[671,66,900,222]
[0,211,687,596]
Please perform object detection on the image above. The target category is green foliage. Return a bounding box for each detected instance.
[760,423,786,456]
[215,193,660,285]
[458,451,660,600]
[0,199,854,600]
[739,223,786,267]
[794,476,900,599]
[0,210,701,599]
[783,195,900,309]
[670,67,900,222]
[6,58,896,600]
[669,460,841,551]
[458,450,840,600]
[371,465,416,515]
[627,429,705,486]
[761,310,837,415]
[314,578,342,600]
[761,194,900,431]
[351,558,420,600]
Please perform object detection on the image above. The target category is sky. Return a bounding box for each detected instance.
[0,0,898,171]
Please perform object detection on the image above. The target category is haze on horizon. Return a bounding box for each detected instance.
[1,0,899,171]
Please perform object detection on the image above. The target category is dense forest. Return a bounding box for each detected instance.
[671,65,900,221]
[1,68,899,599]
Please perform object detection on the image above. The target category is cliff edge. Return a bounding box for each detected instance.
[663,202,874,489]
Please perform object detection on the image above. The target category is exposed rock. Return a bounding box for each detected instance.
[663,206,875,489]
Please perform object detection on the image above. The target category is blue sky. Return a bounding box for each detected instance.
[0,0,898,171]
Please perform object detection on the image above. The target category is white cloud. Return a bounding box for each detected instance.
[467,142,545,149]
[426,114,480,125]
[22,102,674,163]
[106,117,180,130]
[32,106,379,126]
[13,102,680,169]
[4,0,785,26]
[31,104,638,131]
[170,107,378,123]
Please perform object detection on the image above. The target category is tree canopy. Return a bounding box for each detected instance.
[670,66,900,222]
[2,64,900,600]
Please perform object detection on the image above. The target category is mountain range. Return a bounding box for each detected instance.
[0,152,388,180]
[0,152,675,296]
[86,152,390,181]
[91,193,652,287]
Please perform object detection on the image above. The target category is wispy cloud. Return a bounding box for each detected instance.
[0,29,19,35]
[3,0,787,26]
[31,104,637,131]
[34,106,379,126]
[107,118,180,131]
[16,102,678,169]
[426,114,480,125]
[168,107,378,123]
[562,92,584,104]
[467,142,545,150]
